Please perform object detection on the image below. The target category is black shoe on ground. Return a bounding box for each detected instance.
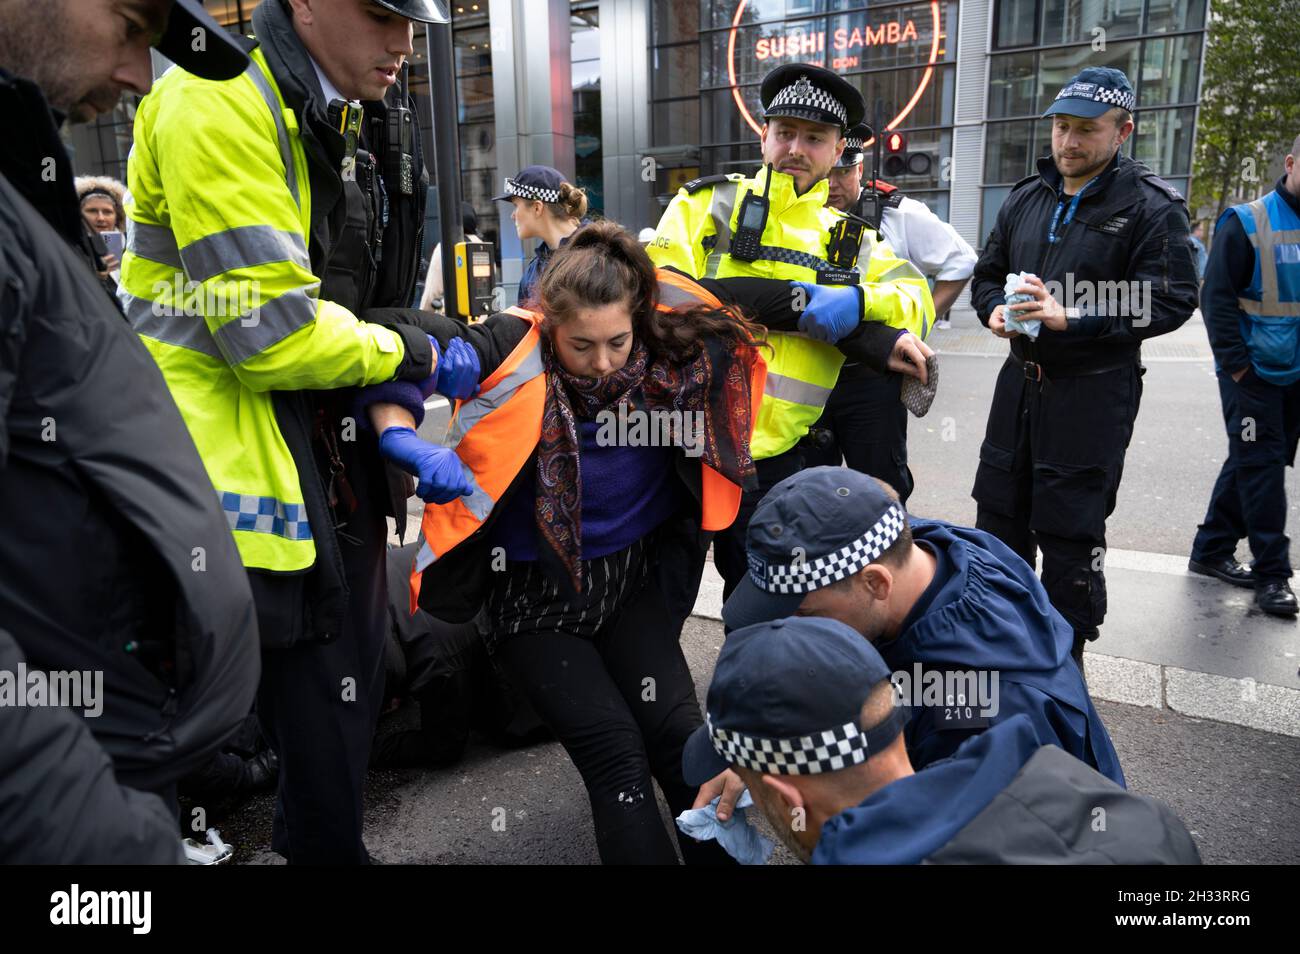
[1255,581,1299,617]
[1188,557,1255,589]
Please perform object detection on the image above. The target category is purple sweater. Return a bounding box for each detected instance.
[489,419,683,561]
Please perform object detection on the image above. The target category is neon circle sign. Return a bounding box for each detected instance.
[726,0,942,146]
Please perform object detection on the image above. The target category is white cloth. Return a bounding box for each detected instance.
[420,234,485,311]
[878,196,978,282]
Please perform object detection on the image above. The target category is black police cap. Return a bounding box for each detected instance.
[833,122,874,168]
[760,64,865,133]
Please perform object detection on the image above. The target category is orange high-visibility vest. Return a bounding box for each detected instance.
[409,270,766,612]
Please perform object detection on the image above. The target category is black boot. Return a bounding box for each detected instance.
[1255,581,1299,617]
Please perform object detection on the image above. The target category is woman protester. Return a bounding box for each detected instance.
[360,222,778,863]
[357,222,906,863]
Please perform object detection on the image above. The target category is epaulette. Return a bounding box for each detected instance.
[682,173,743,195]
[1140,171,1185,203]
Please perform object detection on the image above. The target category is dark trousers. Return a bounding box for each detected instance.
[1191,367,1300,582]
[494,575,731,865]
[801,363,914,503]
[972,357,1143,646]
[256,502,389,865]
[713,446,806,602]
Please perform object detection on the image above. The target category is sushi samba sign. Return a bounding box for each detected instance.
[725,1,944,142]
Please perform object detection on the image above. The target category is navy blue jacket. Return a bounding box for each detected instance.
[516,220,590,306]
[814,715,1042,864]
[878,518,1124,785]
[813,715,1197,865]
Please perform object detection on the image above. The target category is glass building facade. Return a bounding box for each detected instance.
[66,0,1207,291]
[982,0,1206,236]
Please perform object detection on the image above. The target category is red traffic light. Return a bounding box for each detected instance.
[886,131,906,153]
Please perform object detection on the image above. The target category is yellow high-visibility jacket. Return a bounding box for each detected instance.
[119,49,424,573]
[648,165,933,458]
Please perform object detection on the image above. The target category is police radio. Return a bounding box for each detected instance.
[385,66,415,195]
[857,101,888,233]
[730,164,775,262]
[454,240,495,321]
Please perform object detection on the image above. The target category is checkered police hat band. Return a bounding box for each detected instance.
[752,503,906,595]
[504,178,561,204]
[708,715,870,776]
[769,75,848,126]
[1055,82,1135,112]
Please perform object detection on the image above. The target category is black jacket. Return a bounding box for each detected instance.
[247,0,438,647]
[1202,178,1300,375]
[0,69,260,793]
[971,153,1198,375]
[0,630,184,864]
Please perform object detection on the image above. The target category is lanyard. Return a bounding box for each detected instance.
[1047,177,1096,244]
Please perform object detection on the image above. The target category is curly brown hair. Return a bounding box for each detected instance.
[537,220,767,364]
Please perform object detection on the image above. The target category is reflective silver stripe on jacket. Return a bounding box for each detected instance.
[126,219,183,270]
[1241,199,1300,316]
[246,61,300,208]
[120,291,223,360]
[447,345,546,446]
[413,465,492,573]
[704,181,739,278]
[763,371,832,408]
[211,286,321,364]
[180,225,310,283]
[658,278,710,309]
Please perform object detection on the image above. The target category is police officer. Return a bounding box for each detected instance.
[121,0,457,863]
[1189,132,1300,617]
[808,123,976,501]
[969,67,1198,666]
[682,617,1199,865]
[721,467,1122,782]
[648,64,935,601]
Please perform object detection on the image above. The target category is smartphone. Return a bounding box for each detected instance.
[101,230,125,260]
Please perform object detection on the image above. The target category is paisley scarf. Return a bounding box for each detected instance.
[535,332,758,594]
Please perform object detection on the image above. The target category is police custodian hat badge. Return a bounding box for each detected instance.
[760,64,866,132]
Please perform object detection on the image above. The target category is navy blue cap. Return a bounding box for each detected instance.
[1041,67,1136,119]
[492,165,567,204]
[833,122,873,169]
[761,64,865,132]
[722,467,907,632]
[682,616,906,786]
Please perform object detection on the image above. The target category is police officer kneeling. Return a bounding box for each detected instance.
[969,67,1198,665]
[682,616,1200,864]
[721,467,1122,782]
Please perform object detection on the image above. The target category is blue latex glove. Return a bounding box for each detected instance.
[378,426,473,504]
[422,335,481,401]
[792,281,863,343]
[674,791,774,865]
